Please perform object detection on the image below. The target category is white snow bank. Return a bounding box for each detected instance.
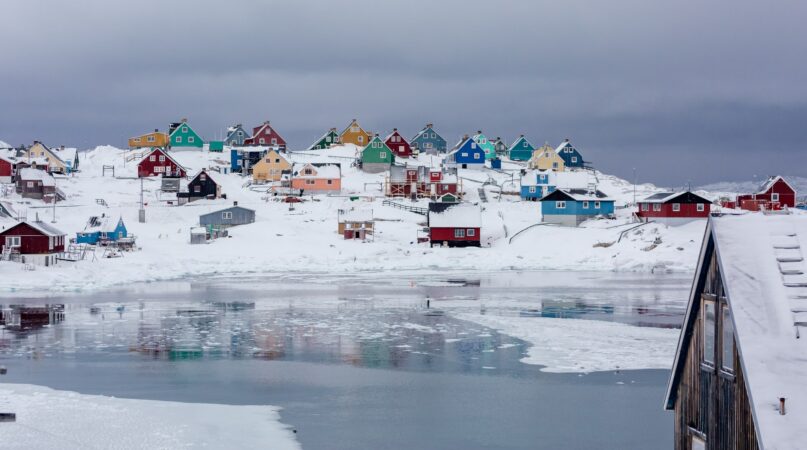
[0,384,300,450]
[456,313,679,373]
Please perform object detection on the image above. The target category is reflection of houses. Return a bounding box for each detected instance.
[178,169,222,204]
[0,220,66,266]
[385,165,460,199]
[637,191,712,225]
[665,214,807,450]
[730,176,796,211]
[338,209,374,240]
[290,163,341,193]
[0,304,65,329]
[427,203,482,247]
[540,189,615,226]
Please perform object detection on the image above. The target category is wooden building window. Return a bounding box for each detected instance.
[672,203,681,212]
[703,298,717,367]
[697,203,705,212]
[721,305,734,373]
[454,229,465,238]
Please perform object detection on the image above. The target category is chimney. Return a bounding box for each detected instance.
[564,138,570,142]
[780,397,786,415]
[426,123,433,128]
[60,145,65,151]
[181,118,187,123]
[520,134,525,138]
[33,140,40,145]
[265,120,270,125]
[463,134,469,139]
[477,130,482,134]
[154,129,159,133]
[233,201,238,207]
[393,128,397,132]
[330,127,337,132]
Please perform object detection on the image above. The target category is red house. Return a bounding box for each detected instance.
[637,191,712,225]
[386,165,459,199]
[427,203,481,247]
[0,220,66,266]
[137,148,187,178]
[384,129,412,158]
[732,176,796,211]
[244,121,287,150]
[0,156,13,183]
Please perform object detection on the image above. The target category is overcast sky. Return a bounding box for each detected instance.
[1,0,805,186]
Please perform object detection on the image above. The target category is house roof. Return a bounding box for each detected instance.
[339,209,373,223]
[292,162,341,178]
[138,148,186,171]
[508,136,533,153]
[169,121,199,138]
[428,203,482,228]
[554,140,573,153]
[665,214,807,449]
[758,175,795,195]
[641,191,712,204]
[84,215,124,233]
[191,169,219,186]
[201,205,256,218]
[411,124,443,142]
[340,120,367,136]
[2,220,67,237]
[19,168,55,186]
[542,188,611,202]
[308,129,338,150]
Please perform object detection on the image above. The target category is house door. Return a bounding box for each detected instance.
[462,164,467,169]
[354,231,361,239]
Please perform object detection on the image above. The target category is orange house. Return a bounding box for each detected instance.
[339,119,371,146]
[290,163,341,194]
[129,130,169,148]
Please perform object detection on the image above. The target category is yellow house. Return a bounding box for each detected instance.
[128,130,170,149]
[529,143,565,171]
[22,141,67,174]
[339,119,371,146]
[252,149,291,183]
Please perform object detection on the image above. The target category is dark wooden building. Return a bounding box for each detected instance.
[178,169,222,204]
[665,214,806,450]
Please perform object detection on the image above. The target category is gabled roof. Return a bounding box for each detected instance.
[383,129,408,143]
[411,124,444,142]
[541,188,611,202]
[84,215,125,233]
[341,119,368,136]
[508,135,533,153]
[665,214,807,449]
[339,209,373,223]
[292,162,341,178]
[641,191,712,204]
[555,140,574,153]
[190,169,219,186]
[308,128,339,150]
[757,175,795,195]
[138,148,187,171]
[428,203,482,228]
[29,142,66,165]
[18,168,55,186]
[1,220,66,237]
[200,205,256,217]
[169,121,199,138]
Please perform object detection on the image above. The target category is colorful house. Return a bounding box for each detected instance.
[410,124,447,154]
[224,124,250,147]
[129,130,169,149]
[733,176,796,211]
[0,220,66,266]
[637,191,712,225]
[244,121,287,150]
[137,148,187,178]
[0,156,13,183]
[492,137,508,157]
[427,203,482,248]
[385,165,460,199]
[508,135,534,161]
[471,131,497,160]
[665,214,807,450]
[15,168,63,203]
[252,149,291,183]
[308,128,340,150]
[529,143,565,171]
[520,170,592,201]
[168,119,203,149]
[200,204,256,229]
[178,169,222,204]
[446,136,485,170]
[21,141,68,174]
[230,148,267,174]
[290,163,341,193]
[540,189,615,226]
[76,214,128,245]
[208,141,224,153]
[339,119,371,147]
[360,135,394,173]
[338,208,374,240]
[555,139,586,169]
[384,129,413,158]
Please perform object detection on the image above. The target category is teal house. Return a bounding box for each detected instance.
[76,215,129,244]
[410,123,447,154]
[471,131,497,160]
[360,134,395,173]
[508,135,534,161]
[308,128,340,150]
[169,119,203,149]
[540,189,614,227]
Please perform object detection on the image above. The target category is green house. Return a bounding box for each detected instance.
[361,135,395,173]
[208,141,224,152]
[308,128,340,150]
[472,131,497,160]
[169,120,203,149]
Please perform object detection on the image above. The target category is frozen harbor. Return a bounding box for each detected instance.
[0,271,689,449]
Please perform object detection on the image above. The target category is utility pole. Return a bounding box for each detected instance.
[632,167,637,205]
[139,177,146,223]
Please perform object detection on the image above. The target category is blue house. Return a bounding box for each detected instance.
[76,215,128,244]
[230,147,268,173]
[540,189,614,226]
[520,171,555,201]
[410,123,447,154]
[508,135,534,161]
[225,124,249,146]
[446,136,485,170]
[555,139,587,169]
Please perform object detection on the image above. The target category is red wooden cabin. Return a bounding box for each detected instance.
[244,121,287,150]
[137,148,187,178]
[427,203,481,248]
[0,220,66,266]
[734,176,796,211]
[636,191,711,225]
[0,156,13,183]
[384,129,412,158]
[387,165,459,199]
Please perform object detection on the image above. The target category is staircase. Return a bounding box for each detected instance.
[382,200,428,215]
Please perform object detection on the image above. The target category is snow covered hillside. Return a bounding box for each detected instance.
[699,175,807,200]
[0,145,711,293]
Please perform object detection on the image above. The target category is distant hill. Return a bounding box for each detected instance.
[698,176,807,198]
[0,139,10,148]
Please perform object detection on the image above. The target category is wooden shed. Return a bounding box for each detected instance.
[199,203,256,229]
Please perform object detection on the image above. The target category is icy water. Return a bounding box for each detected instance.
[0,271,689,449]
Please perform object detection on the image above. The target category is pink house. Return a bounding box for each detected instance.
[290,163,341,194]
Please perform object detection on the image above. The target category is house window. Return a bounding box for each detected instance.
[134,138,141,142]
[582,201,589,209]
[147,136,155,142]
[200,174,206,181]
[222,212,232,219]
[461,152,468,157]
[306,179,315,185]
[275,158,280,163]
[641,203,649,211]
[552,162,558,169]
[5,236,21,247]
[326,136,331,143]
[697,203,705,212]
[27,181,34,188]
[721,305,734,373]
[467,228,475,237]
[194,186,201,193]
[188,137,195,143]
[653,203,661,211]
[159,155,165,162]
[150,155,156,162]
[327,180,333,185]
[772,193,780,202]
[556,201,566,209]
[358,136,364,143]
[155,166,164,173]
[259,138,266,145]
[182,127,188,133]
[571,157,578,163]
[271,138,277,145]
[379,152,387,159]
[175,137,181,143]
[703,298,716,366]
[473,153,480,159]
[529,187,536,193]
[471,143,477,149]
[594,201,601,209]
[454,228,465,238]
[672,203,681,212]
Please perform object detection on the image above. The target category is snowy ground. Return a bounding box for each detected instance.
[0,384,300,450]
[0,144,717,293]
[455,313,679,373]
